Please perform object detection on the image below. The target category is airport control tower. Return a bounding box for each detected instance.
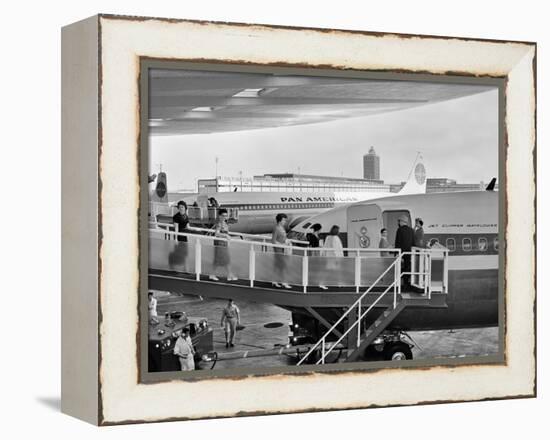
[363,147,380,181]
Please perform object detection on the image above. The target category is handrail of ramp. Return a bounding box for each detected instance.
[149,226,402,292]
[150,221,309,246]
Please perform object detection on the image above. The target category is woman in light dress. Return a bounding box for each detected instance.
[321,225,344,288]
[210,208,238,281]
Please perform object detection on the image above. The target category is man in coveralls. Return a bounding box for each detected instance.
[221,299,240,348]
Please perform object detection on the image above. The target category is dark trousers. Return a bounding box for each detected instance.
[402,254,411,287]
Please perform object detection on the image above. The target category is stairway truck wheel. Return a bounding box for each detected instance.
[383,342,413,361]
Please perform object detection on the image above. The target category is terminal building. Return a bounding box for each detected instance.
[197,147,387,194]
[197,173,392,194]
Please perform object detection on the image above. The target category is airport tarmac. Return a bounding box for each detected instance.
[154,292,499,370]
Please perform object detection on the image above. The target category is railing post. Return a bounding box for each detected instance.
[397,252,402,295]
[393,259,397,309]
[249,244,255,288]
[195,238,202,281]
[302,251,309,293]
[321,339,325,365]
[427,253,432,299]
[443,250,449,293]
[409,247,422,287]
[355,252,361,293]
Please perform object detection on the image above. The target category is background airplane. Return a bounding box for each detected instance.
[150,155,427,234]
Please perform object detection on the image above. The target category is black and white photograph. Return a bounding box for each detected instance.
[145,66,501,374]
[2,0,544,431]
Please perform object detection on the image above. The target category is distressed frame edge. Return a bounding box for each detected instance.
[90,15,536,425]
[96,12,537,46]
[61,14,101,425]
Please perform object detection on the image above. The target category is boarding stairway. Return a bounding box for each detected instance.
[296,247,449,365]
[148,223,449,358]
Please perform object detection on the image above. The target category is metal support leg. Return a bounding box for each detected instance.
[302,254,309,293]
[355,254,361,293]
[346,306,359,356]
[249,245,255,287]
[195,239,202,281]
[357,300,362,348]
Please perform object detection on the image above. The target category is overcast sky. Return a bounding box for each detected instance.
[149,88,498,192]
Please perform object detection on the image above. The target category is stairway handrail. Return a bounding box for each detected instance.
[313,282,397,364]
[296,256,401,365]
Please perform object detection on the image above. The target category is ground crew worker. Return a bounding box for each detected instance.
[148,291,158,319]
[221,299,240,348]
[173,328,195,371]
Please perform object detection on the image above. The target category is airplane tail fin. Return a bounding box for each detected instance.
[150,171,169,203]
[485,178,496,191]
[398,153,427,195]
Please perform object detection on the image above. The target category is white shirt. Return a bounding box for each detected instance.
[174,336,193,359]
[148,296,158,317]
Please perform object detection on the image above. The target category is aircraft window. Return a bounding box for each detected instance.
[446,238,456,251]
[478,238,488,252]
[428,238,439,247]
[494,237,499,251]
[462,238,472,252]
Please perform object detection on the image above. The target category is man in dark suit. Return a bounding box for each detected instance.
[395,215,415,288]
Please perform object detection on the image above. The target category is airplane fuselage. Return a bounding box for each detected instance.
[289,191,499,332]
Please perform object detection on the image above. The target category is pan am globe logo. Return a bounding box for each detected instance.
[415,163,426,185]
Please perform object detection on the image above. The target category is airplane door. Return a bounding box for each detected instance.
[347,204,383,249]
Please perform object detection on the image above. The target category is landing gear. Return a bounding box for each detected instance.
[383,342,413,361]
[363,331,414,361]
